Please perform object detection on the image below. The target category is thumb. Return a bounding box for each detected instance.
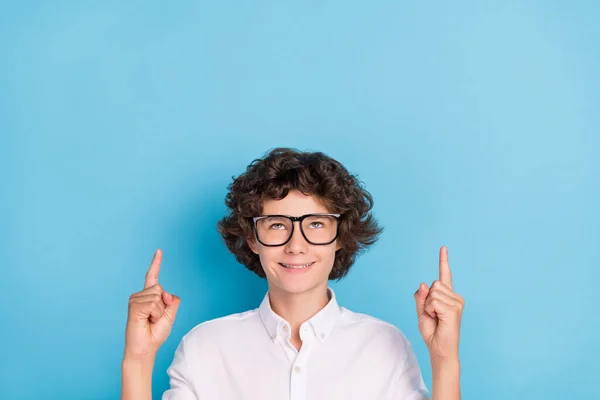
[162,291,181,324]
[414,283,429,318]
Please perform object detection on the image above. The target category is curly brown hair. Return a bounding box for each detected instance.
[217,147,383,280]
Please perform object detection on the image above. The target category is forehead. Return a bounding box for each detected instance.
[261,190,330,216]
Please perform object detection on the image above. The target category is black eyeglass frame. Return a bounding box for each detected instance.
[252,213,342,247]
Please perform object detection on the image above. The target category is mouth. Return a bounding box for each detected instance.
[279,262,315,270]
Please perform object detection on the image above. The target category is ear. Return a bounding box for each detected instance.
[335,240,342,251]
[247,237,259,254]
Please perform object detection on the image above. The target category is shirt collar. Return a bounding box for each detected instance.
[258,287,341,343]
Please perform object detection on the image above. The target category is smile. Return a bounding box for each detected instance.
[279,262,315,269]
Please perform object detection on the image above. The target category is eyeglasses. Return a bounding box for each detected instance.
[252,213,342,247]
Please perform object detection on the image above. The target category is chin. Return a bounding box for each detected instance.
[276,283,322,296]
[273,273,330,294]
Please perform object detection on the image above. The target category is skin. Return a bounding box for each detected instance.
[121,250,180,400]
[415,246,464,400]
[122,189,464,400]
[247,190,341,350]
[415,246,465,362]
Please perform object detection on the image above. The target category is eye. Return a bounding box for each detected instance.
[269,223,286,230]
[308,221,324,228]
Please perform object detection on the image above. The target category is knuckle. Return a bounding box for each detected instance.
[146,283,163,293]
[144,284,162,294]
[149,301,162,312]
[152,294,162,303]
[153,283,164,293]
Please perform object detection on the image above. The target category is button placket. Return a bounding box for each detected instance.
[290,330,314,400]
[290,358,306,400]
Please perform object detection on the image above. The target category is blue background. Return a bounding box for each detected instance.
[1,1,598,399]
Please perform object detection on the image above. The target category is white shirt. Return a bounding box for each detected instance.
[162,287,430,400]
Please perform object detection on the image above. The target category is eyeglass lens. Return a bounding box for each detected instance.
[256,215,338,245]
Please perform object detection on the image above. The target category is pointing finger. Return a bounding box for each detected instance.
[439,245,453,290]
[144,249,162,289]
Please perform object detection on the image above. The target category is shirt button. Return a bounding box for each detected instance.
[283,325,289,332]
[294,366,302,373]
[320,333,326,339]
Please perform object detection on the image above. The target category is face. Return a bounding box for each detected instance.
[247,190,341,297]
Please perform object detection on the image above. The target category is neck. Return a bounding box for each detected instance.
[268,284,330,333]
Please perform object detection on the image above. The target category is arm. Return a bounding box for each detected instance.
[430,357,460,400]
[120,336,197,400]
[395,354,460,400]
[121,355,155,400]
[161,336,198,400]
[121,249,183,400]
[413,246,465,400]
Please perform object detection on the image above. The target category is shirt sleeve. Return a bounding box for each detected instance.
[162,335,198,400]
[394,336,430,400]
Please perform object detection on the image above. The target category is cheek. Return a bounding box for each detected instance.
[257,247,281,267]
[317,246,338,266]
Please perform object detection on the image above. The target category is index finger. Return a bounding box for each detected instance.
[144,249,162,289]
[439,245,453,290]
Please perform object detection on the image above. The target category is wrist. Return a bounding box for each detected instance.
[430,355,460,371]
[121,355,154,400]
[431,357,460,396]
[429,350,459,364]
[430,357,461,400]
[121,356,155,384]
[122,352,156,368]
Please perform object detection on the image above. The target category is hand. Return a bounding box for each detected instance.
[414,246,465,361]
[123,249,181,361]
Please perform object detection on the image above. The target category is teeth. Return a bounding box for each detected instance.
[281,262,313,269]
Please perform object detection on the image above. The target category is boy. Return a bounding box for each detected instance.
[122,148,464,399]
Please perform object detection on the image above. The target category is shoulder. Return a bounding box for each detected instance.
[338,307,415,356]
[179,308,261,347]
[167,309,261,370]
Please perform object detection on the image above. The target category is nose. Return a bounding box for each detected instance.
[284,221,308,254]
